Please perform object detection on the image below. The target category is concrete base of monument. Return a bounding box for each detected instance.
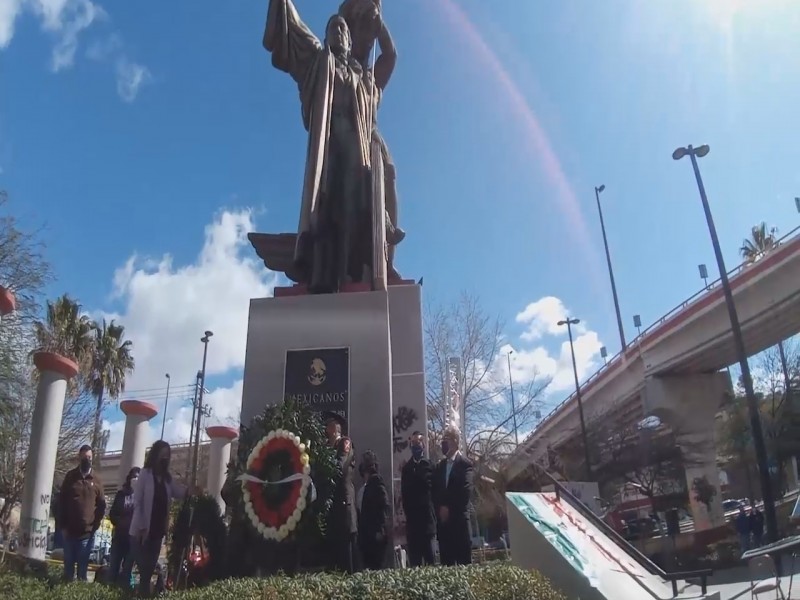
[241,282,427,567]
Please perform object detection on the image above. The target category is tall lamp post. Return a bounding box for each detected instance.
[506,350,519,446]
[160,373,171,440]
[191,331,213,487]
[673,143,777,542]
[558,317,592,480]
[594,185,626,351]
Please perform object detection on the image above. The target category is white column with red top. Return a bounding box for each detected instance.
[0,285,15,323]
[18,351,79,560]
[206,425,238,514]
[118,400,158,484]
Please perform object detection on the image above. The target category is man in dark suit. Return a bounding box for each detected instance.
[433,425,473,566]
[325,414,358,573]
[401,431,435,566]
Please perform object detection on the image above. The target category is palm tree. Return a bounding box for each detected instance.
[89,319,134,450]
[740,223,793,398]
[33,294,95,368]
[740,222,778,263]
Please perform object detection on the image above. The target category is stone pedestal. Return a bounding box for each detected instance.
[206,425,238,513]
[241,283,428,562]
[118,400,158,483]
[18,352,79,560]
[643,372,730,531]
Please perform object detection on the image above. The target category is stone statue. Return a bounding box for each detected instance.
[337,0,405,281]
[256,0,404,294]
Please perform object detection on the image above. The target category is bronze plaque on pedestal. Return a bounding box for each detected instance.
[284,348,350,426]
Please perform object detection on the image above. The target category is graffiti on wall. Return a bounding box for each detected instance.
[18,516,49,553]
[392,406,417,454]
[391,404,421,545]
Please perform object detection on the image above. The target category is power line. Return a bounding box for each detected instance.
[114,383,197,396]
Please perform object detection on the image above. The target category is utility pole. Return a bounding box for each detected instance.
[558,317,592,481]
[594,185,626,351]
[190,331,213,487]
[673,143,777,542]
[186,372,201,480]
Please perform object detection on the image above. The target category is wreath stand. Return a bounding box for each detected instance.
[168,495,226,591]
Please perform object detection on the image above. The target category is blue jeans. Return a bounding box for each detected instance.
[63,534,95,582]
[739,532,751,552]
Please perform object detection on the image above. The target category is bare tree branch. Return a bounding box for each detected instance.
[423,291,552,517]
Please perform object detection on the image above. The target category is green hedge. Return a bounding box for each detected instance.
[0,564,566,600]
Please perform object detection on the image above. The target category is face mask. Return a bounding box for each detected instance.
[411,444,423,459]
[440,440,450,456]
[80,457,91,472]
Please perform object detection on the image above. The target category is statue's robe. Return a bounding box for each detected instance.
[265,0,380,292]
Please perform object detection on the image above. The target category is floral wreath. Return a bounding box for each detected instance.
[236,429,315,541]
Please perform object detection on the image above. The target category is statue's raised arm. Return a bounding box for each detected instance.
[263,0,322,84]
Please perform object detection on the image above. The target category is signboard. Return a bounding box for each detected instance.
[284,348,350,427]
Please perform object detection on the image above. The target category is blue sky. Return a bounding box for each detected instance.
[2,0,799,450]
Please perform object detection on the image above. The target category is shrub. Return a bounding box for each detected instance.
[0,553,61,585]
[0,563,566,600]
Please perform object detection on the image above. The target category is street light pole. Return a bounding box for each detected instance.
[186,371,201,480]
[506,351,519,446]
[673,143,777,542]
[558,317,592,481]
[191,331,213,487]
[160,373,171,440]
[594,185,626,351]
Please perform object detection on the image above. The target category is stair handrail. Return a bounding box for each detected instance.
[531,464,712,597]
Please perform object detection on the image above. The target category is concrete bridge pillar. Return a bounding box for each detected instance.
[206,425,238,514]
[118,400,158,483]
[644,372,731,531]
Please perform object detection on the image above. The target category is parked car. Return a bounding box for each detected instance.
[622,517,657,541]
[722,499,742,513]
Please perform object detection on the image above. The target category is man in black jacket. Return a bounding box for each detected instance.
[357,450,389,570]
[432,425,473,566]
[58,445,106,582]
[401,431,435,566]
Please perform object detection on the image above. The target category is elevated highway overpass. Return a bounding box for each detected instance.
[507,227,800,527]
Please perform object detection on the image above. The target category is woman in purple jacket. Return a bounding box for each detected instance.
[129,441,189,597]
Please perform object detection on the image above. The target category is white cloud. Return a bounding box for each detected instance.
[0,0,103,67]
[1,1,151,102]
[115,57,151,102]
[99,209,278,451]
[502,297,603,395]
[516,296,586,342]
[0,0,24,48]
[32,0,106,71]
[85,32,120,61]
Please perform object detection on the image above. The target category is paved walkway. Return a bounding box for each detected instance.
[689,561,800,599]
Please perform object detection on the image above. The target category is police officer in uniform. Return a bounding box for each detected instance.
[325,413,358,573]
